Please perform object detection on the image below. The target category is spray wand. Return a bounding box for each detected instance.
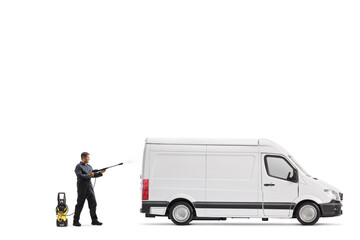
[92,162,123,173]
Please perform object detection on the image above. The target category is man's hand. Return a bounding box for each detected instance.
[100,169,106,174]
[89,172,94,178]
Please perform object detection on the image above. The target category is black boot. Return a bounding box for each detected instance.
[73,220,81,227]
[91,220,103,225]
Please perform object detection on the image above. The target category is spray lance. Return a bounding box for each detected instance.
[56,162,124,226]
[92,162,123,173]
[91,162,123,188]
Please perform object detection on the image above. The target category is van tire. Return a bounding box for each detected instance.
[169,201,194,225]
[296,202,320,225]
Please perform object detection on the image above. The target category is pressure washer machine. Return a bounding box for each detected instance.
[56,192,68,227]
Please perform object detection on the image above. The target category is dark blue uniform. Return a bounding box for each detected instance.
[74,162,103,222]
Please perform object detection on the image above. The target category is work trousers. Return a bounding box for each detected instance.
[74,184,98,222]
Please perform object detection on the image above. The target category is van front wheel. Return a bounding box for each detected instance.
[169,201,194,225]
[296,202,320,225]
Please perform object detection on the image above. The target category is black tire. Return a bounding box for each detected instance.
[296,202,320,225]
[169,201,194,225]
[65,219,68,226]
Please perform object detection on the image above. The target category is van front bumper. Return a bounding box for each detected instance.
[319,200,342,217]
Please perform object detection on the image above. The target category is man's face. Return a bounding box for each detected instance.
[82,154,90,164]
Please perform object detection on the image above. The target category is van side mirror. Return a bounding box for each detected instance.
[287,171,292,180]
[293,169,298,183]
[287,169,298,183]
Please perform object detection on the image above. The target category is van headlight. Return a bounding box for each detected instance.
[324,189,340,201]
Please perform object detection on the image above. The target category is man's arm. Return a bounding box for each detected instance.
[75,165,91,180]
[93,169,106,178]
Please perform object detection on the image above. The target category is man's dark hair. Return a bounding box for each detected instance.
[81,152,90,159]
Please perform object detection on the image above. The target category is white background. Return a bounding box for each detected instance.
[0,0,359,239]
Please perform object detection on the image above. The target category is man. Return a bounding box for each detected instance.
[73,152,106,227]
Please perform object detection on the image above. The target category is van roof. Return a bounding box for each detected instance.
[146,138,289,155]
[146,138,259,146]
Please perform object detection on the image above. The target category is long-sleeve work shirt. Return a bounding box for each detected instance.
[75,162,102,195]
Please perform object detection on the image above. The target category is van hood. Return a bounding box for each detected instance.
[307,177,341,193]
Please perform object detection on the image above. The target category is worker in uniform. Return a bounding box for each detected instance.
[73,152,106,227]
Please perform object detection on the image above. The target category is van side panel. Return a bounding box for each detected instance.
[148,144,206,216]
[205,146,260,217]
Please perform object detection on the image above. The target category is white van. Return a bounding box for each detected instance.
[140,138,343,225]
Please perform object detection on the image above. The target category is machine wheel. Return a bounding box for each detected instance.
[65,219,68,226]
[56,220,60,227]
[296,202,320,225]
[169,201,194,225]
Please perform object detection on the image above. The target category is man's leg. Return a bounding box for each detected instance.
[74,191,87,223]
[87,191,98,222]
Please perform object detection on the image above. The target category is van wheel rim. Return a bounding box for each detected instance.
[299,205,317,223]
[173,205,190,223]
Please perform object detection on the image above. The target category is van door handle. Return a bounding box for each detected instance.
[264,183,275,187]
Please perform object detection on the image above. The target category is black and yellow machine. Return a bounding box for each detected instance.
[56,192,68,227]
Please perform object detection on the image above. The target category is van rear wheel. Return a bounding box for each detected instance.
[296,202,320,225]
[169,201,194,225]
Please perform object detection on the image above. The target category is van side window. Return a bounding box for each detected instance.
[265,155,295,182]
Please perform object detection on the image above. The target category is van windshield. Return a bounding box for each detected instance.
[288,155,311,177]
